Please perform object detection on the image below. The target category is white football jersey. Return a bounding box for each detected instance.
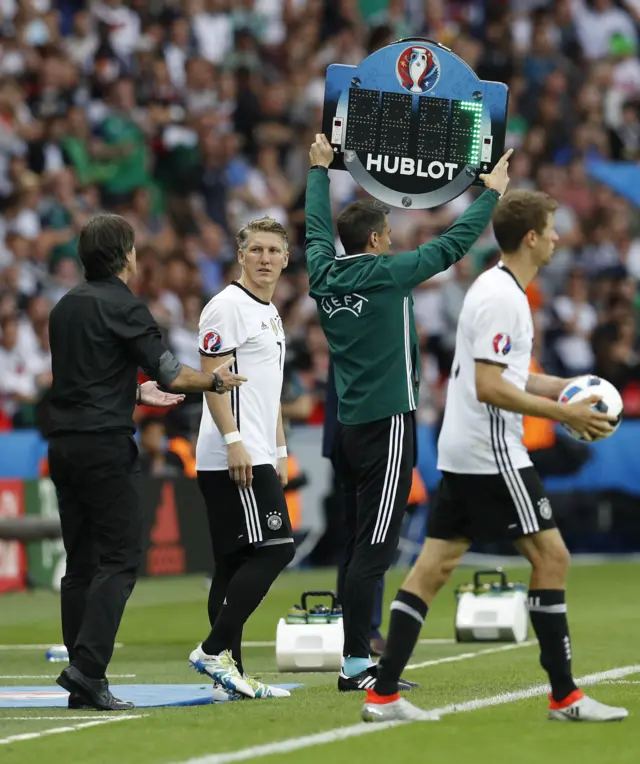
[196,282,285,471]
[438,263,534,474]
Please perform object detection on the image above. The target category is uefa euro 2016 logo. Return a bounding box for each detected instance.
[396,45,440,94]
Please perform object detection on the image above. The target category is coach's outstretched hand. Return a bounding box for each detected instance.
[479,148,513,197]
[215,356,247,394]
[139,381,185,407]
[309,133,335,168]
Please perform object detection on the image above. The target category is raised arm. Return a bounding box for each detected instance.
[379,150,513,292]
[380,189,500,290]
[304,134,336,290]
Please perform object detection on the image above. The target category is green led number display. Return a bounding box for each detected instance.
[448,100,483,165]
[345,90,484,169]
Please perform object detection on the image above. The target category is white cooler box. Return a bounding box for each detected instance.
[276,590,344,672]
[455,569,529,643]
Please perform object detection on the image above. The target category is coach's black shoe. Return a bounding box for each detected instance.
[338,665,419,693]
[57,665,135,711]
[67,691,126,711]
[68,692,94,710]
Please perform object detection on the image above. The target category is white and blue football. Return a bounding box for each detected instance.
[558,375,623,442]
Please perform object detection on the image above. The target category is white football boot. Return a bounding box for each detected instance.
[548,691,628,722]
[211,684,243,703]
[362,691,440,723]
[189,645,255,698]
[243,674,291,698]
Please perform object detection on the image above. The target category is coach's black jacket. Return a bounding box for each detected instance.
[48,276,181,436]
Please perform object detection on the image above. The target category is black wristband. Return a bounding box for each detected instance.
[211,373,223,394]
[136,384,141,404]
[310,165,329,173]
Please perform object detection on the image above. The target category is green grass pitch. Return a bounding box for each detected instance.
[0,563,638,764]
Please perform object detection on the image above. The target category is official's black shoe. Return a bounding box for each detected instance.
[57,665,135,711]
[337,664,419,693]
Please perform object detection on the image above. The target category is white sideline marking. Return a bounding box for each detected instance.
[0,674,136,679]
[242,638,454,648]
[242,642,275,647]
[0,643,124,651]
[2,716,121,721]
[260,642,534,676]
[600,680,640,685]
[0,714,143,745]
[431,664,640,716]
[172,665,640,764]
[406,640,536,670]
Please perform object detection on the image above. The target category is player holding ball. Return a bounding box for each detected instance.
[362,188,628,724]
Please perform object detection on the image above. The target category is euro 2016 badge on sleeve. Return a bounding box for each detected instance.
[322,38,509,209]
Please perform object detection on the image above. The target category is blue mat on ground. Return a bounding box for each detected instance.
[0,684,303,708]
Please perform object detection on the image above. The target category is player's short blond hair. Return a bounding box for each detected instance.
[236,216,289,253]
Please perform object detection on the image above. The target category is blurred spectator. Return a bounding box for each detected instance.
[43,257,82,305]
[169,293,203,369]
[193,222,232,297]
[551,268,599,375]
[369,0,412,40]
[168,427,197,478]
[0,314,41,428]
[138,417,186,477]
[241,145,293,226]
[122,186,176,252]
[63,10,99,72]
[298,318,329,424]
[440,257,474,362]
[572,0,638,61]
[281,358,314,431]
[0,0,638,450]
[97,78,151,204]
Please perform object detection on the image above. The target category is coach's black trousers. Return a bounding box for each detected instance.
[48,432,142,679]
[336,412,415,659]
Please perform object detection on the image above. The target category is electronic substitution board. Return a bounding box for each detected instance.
[322,38,509,209]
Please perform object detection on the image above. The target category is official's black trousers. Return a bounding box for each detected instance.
[332,457,386,641]
[336,412,415,659]
[48,432,142,679]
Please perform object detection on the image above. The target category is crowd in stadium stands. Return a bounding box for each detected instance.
[1,0,640,477]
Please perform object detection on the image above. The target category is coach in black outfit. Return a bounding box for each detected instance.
[48,214,245,711]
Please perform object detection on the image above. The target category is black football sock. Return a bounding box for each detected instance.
[528,589,578,702]
[206,562,233,628]
[231,629,244,676]
[205,549,249,669]
[374,590,428,696]
[202,543,294,657]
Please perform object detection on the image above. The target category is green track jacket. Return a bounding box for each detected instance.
[304,167,500,425]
